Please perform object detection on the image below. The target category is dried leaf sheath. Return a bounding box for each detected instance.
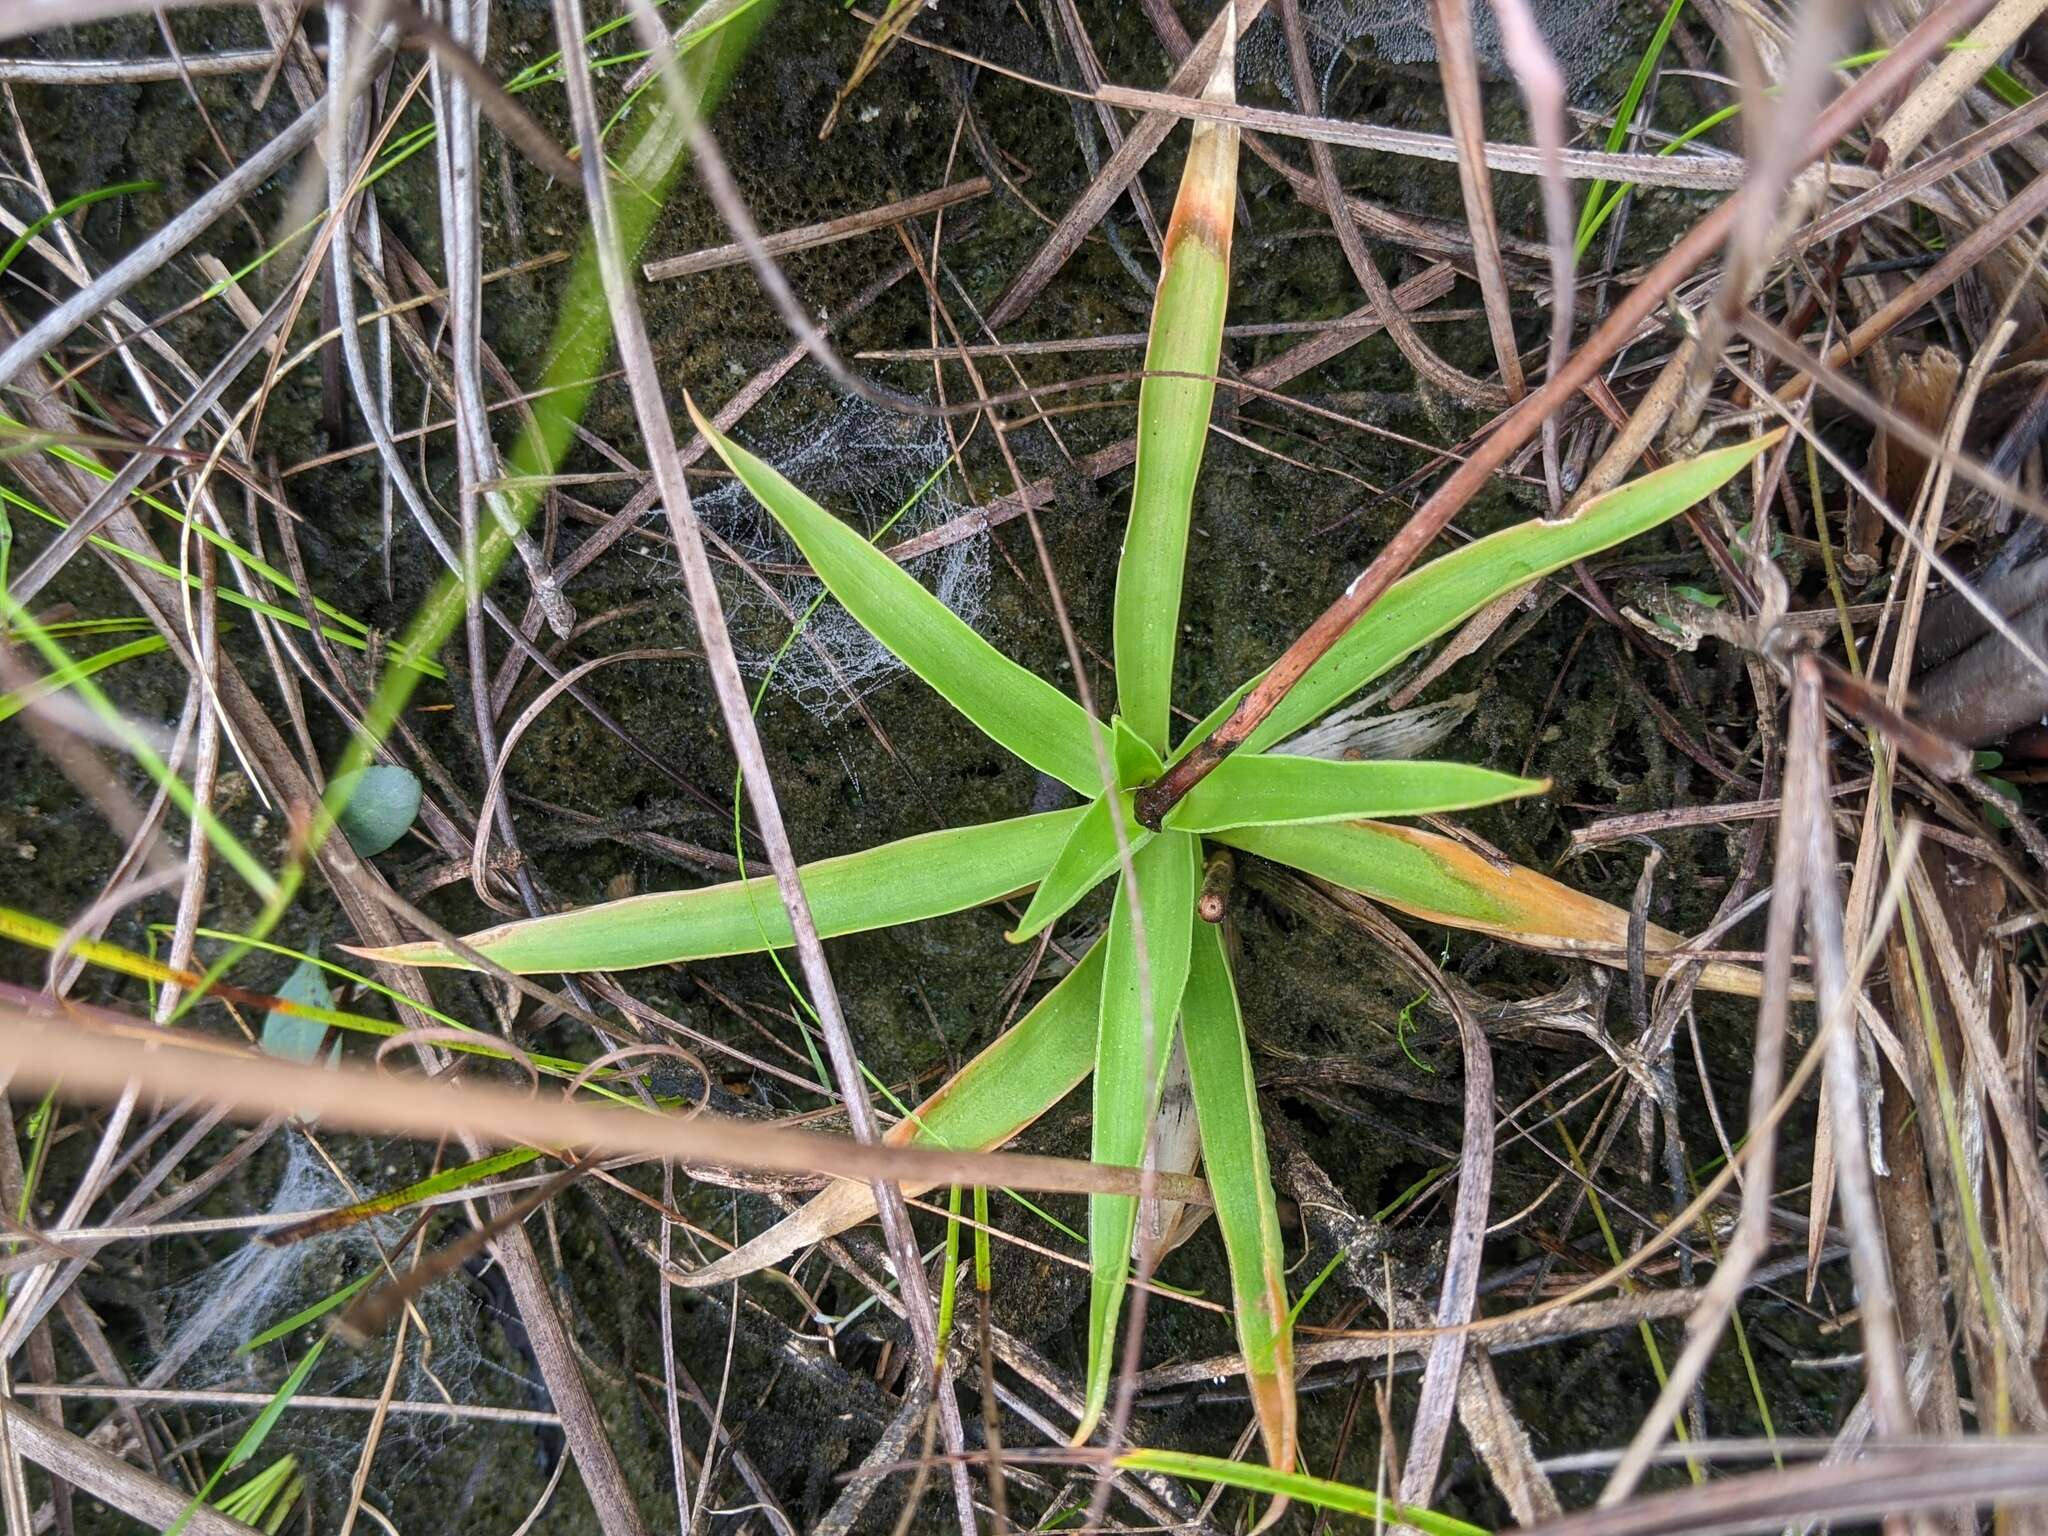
[1223,818,1771,997]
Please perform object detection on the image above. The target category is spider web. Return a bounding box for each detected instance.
[1239,0,1624,108]
[144,1134,543,1514]
[692,396,992,723]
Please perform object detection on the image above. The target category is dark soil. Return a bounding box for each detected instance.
[0,3,1847,1531]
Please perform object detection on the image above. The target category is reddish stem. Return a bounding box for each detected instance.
[1134,0,1990,830]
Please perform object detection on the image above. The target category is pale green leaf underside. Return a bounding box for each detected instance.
[898,937,1105,1150]
[1181,920,1294,1465]
[332,764,423,858]
[352,806,1085,974]
[1082,829,1199,1439]
[1112,714,1164,790]
[687,399,1104,794]
[1114,238,1229,753]
[1170,433,1780,763]
[1164,753,1545,833]
[681,939,1106,1289]
[1008,792,1150,943]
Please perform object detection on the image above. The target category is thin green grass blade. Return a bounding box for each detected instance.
[1113,31,1238,753]
[267,1147,544,1245]
[0,180,157,284]
[1180,921,1295,1468]
[0,594,279,902]
[685,396,1103,793]
[0,484,409,664]
[681,938,1106,1288]
[1221,818,1767,995]
[1577,100,1738,254]
[1008,792,1150,943]
[1165,753,1545,833]
[1079,830,1199,1442]
[213,1456,297,1525]
[1115,1448,1491,1536]
[1172,434,1780,761]
[238,1275,375,1356]
[0,426,442,665]
[1574,0,1686,257]
[166,1337,328,1536]
[0,633,166,724]
[355,806,1084,974]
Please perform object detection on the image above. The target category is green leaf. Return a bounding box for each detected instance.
[1574,0,1687,258]
[238,1274,375,1355]
[1008,793,1150,943]
[0,634,167,725]
[1079,830,1199,1442]
[0,180,157,285]
[331,765,422,858]
[686,396,1103,793]
[212,1454,301,1529]
[260,959,339,1065]
[1113,69,1237,753]
[354,806,1085,974]
[1181,921,1295,1468]
[166,1336,328,1536]
[281,1146,543,1241]
[1164,753,1546,833]
[680,938,1106,1289]
[1112,715,1163,791]
[1114,1448,1492,1536]
[1173,434,1781,759]
[1221,818,1767,996]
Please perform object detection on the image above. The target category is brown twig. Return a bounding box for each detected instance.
[643,176,991,279]
[1133,0,1996,830]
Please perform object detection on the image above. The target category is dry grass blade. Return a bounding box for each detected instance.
[984,0,1264,329]
[1082,85,1763,190]
[13,0,2048,1526]
[538,50,1077,1533]
[0,1001,1209,1205]
[644,175,990,280]
[0,1398,257,1536]
[356,0,579,184]
[1273,0,1504,409]
[0,100,321,394]
[1521,1446,2048,1536]
[1425,0,1524,402]
[1485,0,1575,506]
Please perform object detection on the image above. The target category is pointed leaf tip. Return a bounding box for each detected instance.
[683,394,1105,794]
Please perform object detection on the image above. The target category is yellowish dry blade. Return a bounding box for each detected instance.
[1223,819,1773,997]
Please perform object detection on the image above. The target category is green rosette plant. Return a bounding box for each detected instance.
[359,31,1779,1466]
